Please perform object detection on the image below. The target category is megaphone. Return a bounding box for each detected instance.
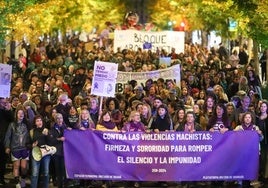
[32,145,57,161]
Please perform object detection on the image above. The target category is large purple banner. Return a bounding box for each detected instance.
[64,130,259,181]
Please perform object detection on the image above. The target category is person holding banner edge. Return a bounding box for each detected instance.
[121,110,148,187]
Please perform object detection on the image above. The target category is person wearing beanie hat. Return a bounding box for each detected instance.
[129,85,145,108]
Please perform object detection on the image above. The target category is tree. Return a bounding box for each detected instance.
[0,0,37,62]
[7,0,126,46]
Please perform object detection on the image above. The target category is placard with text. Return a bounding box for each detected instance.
[64,130,259,181]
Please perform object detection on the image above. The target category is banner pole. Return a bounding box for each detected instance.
[98,96,104,122]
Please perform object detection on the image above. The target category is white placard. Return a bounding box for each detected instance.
[0,63,12,98]
[115,64,181,93]
[114,30,185,54]
[91,61,118,97]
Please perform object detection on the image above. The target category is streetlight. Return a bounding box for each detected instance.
[168,21,176,31]
[179,22,185,31]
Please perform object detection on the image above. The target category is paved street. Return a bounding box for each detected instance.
[0,164,265,188]
[1,173,265,188]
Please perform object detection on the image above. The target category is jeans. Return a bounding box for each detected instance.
[31,155,51,188]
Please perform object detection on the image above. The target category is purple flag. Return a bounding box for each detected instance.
[64,130,259,181]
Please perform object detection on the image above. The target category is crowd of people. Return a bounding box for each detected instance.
[0,36,268,188]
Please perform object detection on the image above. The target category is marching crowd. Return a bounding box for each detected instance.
[0,37,268,188]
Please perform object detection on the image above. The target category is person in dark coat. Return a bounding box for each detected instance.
[50,113,68,188]
[0,98,14,185]
[238,47,249,66]
[70,67,87,98]
[260,49,268,83]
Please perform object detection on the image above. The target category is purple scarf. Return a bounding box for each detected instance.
[242,123,255,131]
[89,108,98,114]
[102,121,116,129]
[130,121,144,131]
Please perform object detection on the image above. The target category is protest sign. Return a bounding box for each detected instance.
[116,64,181,93]
[64,130,259,181]
[114,30,184,54]
[91,61,118,97]
[0,63,12,98]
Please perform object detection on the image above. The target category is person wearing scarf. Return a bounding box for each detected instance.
[121,110,146,188]
[96,110,118,131]
[95,110,118,188]
[76,109,95,130]
[181,111,202,133]
[50,113,68,188]
[234,111,263,187]
[234,111,263,139]
[122,111,146,132]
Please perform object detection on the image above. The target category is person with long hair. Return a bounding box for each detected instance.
[200,95,215,130]
[238,76,250,94]
[213,84,229,103]
[89,97,99,126]
[66,106,79,129]
[246,69,262,99]
[105,97,123,129]
[226,102,237,129]
[76,109,95,130]
[256,101,268,182]
[140,103,152,128]
[207,103,231,133]
[234,112,263,187]
[179,86,194,110]
[193,104,202,125]
[173,108,186,131]
[4,106,31,188]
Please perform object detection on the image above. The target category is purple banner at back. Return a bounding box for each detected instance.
[64,130,259,181]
